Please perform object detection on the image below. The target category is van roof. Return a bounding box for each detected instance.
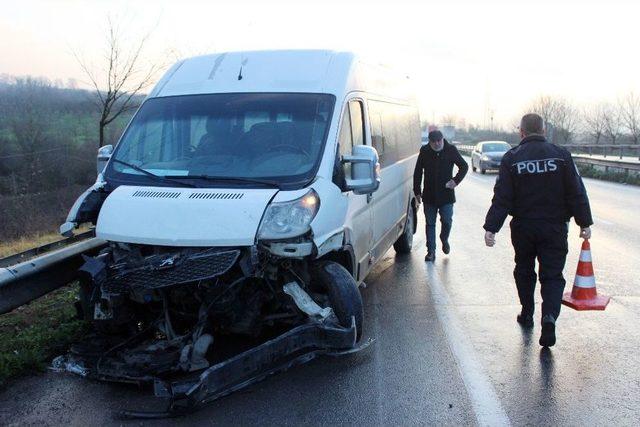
[149,49,416,104]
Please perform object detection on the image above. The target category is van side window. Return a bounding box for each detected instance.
[349,100,365,146]
[333,100,367,190]
[367,99,420,168]
[333,108,353,189]
[338,108,353,158]
[370,112,384,159]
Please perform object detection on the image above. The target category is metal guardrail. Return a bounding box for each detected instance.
[455,143,640,175]
[456,144,474,155]
[572,156,640,174]
[563,144,640,161]
[0,230,96,268]
[0,233,106,314]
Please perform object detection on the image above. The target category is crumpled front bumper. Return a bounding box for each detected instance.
[54,318,372,419]
[135,319,365,418]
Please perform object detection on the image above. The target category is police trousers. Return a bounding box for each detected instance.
[510,218,568,321]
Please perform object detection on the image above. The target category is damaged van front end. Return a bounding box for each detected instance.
[55,183,367,418]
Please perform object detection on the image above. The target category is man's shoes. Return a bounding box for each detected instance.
[516,313,534,328]
[442,241,450,254]
[424,252,435,262]
[539,315,556,347]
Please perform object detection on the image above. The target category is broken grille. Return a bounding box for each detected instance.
[102,249,241,292]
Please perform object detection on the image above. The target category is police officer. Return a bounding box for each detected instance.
[483,113,593,347]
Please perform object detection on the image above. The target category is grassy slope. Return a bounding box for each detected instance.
[0,231,67,258]
[0,234,89,386]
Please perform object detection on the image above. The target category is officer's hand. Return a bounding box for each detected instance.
[580,227,591,240]
[485,231,496,247]
[415,194,422,205]
[445,179,457,189]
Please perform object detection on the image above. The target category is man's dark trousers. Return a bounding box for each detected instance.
[424,203,453,254]
[510,218,568,321]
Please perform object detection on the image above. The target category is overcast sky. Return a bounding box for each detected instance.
[1,0,639,127]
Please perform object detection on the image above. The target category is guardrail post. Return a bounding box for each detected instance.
[620,147,623,160]
[589,146,593,156]
[603,146,607,158]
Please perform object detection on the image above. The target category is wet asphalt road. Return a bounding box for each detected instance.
[1,164,639,426]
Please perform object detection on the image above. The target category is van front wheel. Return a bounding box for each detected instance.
[311,261,363,342]
[393,204,415,254]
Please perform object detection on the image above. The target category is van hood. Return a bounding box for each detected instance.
[96,186,278,246]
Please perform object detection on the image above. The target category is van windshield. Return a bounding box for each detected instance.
[106,93,335,188]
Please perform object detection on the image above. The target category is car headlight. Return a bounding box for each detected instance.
[257,190,320,240]
[481,155,490,161]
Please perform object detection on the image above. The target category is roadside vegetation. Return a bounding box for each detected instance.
[0,283,87,387]
[577,164,640,186]
[0,77,135,242]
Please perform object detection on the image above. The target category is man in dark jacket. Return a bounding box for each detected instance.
[413,130,468,261]
[484,113,593,347]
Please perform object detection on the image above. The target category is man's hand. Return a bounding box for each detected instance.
[445,179,457,189]
[580,227,591,240]
[415,194,422,205]
[485,231,496,247]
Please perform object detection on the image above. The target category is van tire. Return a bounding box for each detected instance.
[393,204,415,254]
[311,261,363,342]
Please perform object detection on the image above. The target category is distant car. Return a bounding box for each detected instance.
[470,141,511,174]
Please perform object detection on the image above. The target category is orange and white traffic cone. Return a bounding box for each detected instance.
[562,239,610,310]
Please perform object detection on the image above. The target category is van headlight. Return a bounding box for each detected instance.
[257,190,320,240]
[481,155,490,161]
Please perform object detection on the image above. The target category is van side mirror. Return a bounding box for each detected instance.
[97,144,113,174]
[342,145,381,195]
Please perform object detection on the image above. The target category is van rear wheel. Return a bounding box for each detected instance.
[393,204,415,254]
[311,261,363,342]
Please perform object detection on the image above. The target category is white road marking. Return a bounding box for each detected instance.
[371,285,385,424]
[425,264,511,427]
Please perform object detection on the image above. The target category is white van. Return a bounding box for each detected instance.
[60,50,421,413]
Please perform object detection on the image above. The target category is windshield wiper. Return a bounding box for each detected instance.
[111,159,196,188]
[166,175,281,189]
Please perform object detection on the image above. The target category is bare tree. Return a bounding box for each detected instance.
[75,17,162,147]
[619,92,640,144]
[553,100,579,143]
[602,103,623,145]
[582,103,607,144]
[528,95,578,143]
[528,95,558,126]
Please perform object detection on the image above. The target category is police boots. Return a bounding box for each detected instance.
[539,314,556,347]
